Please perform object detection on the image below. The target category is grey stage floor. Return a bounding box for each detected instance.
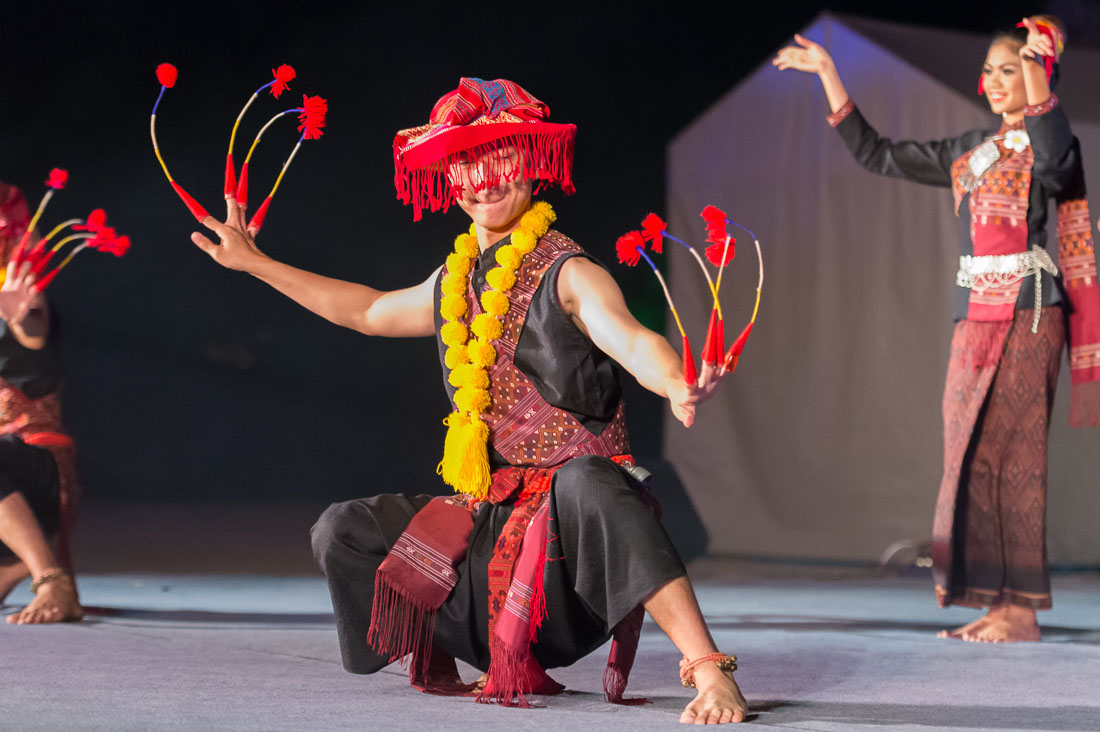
[2,502,1098,731]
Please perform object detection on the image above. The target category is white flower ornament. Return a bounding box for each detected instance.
[1004,129,1030,153]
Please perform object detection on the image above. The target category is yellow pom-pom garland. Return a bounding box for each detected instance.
[437,201,556,498]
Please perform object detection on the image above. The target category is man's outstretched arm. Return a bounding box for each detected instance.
[557,256,721,427]
[191,203,436,338]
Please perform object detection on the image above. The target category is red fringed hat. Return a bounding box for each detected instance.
[0,183,30,265]
[393,77,576,221]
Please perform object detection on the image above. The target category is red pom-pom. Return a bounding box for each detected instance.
[111,235,131,257]
[271,64,296,98]
[73,209,108,232]
[88,226,118,252]
[616,231,644,267]
[700,204,728,244]
[45,169,68,190]
[705,238,736,266]
[640,213,666,253]
[298,95,327,140]
[156,63,178,88]
[682,335,698,385]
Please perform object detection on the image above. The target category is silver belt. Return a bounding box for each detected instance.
[956,246,1058,333]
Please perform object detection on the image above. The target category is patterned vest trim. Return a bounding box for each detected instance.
[440,229,630,468]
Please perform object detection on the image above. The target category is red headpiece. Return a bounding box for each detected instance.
[0,183,30,266]
[393,78,577,221]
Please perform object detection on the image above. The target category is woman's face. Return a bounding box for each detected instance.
[982,40,1027,117]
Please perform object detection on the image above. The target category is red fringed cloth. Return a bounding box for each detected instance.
[1056,197,1100,425]
[367,457,648,708]
[393,78,576,221]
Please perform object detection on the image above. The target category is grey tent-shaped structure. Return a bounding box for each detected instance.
[664,13,1100,565]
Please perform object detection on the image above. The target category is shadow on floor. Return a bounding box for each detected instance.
[80,606,335,625]
[752,700,1100,731]
[703,614,1100,642]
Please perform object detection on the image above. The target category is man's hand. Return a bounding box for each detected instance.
[666,361,722,428]
[191,196,268,273]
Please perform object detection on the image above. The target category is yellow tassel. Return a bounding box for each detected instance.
[439,412,491,498]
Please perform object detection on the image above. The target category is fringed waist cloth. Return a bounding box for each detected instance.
[367,455,654,708]
[931,308,1064,610]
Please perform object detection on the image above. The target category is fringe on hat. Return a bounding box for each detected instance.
[395,130,575,222]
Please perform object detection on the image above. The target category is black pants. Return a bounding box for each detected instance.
[311,455,686,674]
[0,435,60,559]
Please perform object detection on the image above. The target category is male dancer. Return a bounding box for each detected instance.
[193,78,746,724]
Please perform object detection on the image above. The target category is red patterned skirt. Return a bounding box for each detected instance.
[931,308,1064,610]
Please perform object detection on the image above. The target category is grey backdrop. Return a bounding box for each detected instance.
[664,14,1100,565]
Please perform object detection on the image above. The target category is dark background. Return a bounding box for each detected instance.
[0,0,1092,506]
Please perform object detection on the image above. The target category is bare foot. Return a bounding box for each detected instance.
[965,606,1040,643]
[680,663,748,724]
[6,572,83,624]
[937,612,993,640]
[0,559,30,605]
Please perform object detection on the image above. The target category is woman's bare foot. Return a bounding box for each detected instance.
[0,558,30,604]
[937,612,993,640]
[964,605,1039,643]
[6,571,83,624]
[680,663,748,724]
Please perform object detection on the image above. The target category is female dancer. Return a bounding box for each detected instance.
[0,181,82,624]
[774,16,1098,643]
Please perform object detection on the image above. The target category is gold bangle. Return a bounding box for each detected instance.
[30,568,66,595]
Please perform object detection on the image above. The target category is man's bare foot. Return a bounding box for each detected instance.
[963,605,1039,643]
[937,612,993,640]
[6,571,83,624]
[680,662,748,724]
[0,559,30,605]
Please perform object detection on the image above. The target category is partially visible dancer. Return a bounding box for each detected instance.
[775,15,1098,643]
[0,182,82,624]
